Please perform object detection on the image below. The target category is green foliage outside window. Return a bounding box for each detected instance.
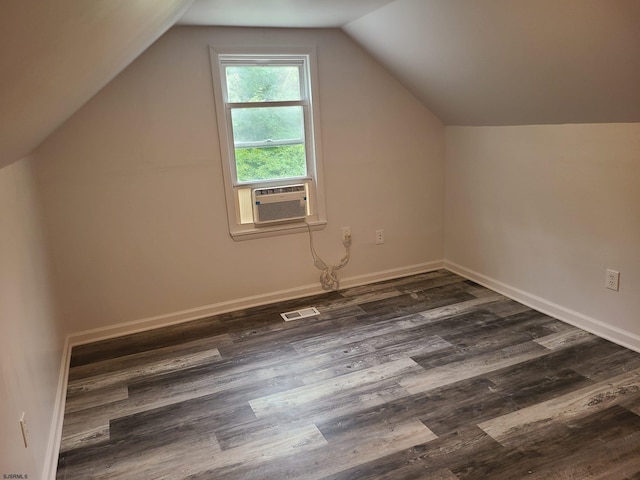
[227,65,308,182]
[235,145,306,182]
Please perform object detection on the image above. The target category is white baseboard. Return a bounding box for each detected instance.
[42,336,72,480]
[445,260,640,353]
[68,260,444,347]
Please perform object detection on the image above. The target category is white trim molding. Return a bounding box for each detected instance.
[445,260,640,353]
[43,336,72,480]
[68,261,444,347]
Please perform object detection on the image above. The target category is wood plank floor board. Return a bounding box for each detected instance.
[321,425,504,480]
[56,270,640,479]
[534,327,595,350]
[409,311,562,369]
[67,334,234,383]
[356,289,476,318]
[69,317,229,367]
[109,373,303,443]
[58,424,111,454]
[486,362,594,409]
[338,270,459,298]
[398,339,554,395]
[59,365,305,452]
[317,376,510,438]
[416,296,504,325]
[568,339,640,381]
[482,299,540,317]
[64,384,129,414]
[477,368,640,446]
[122,350,303,400]
[296,336,451,384]
[309,288,404,313]
[190,419,437,480]
[126,367,307,416]
[315,359,594,441]
[452,405,640,480]
[412,308,564,355]
[291,312,428,355]
[248,357,420,418]
[67,348,224,396]
[108,397,257,445]
[521,405,640,480]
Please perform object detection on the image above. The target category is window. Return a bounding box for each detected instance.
[209,46,326,239]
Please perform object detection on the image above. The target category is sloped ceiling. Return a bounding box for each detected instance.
[0,0,193,169]
[344,0,640,126]
[2,0,638,169]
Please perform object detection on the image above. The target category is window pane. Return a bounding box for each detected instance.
[231,106,304,145]
[235,145,306,182]
[226,65,301,102]
[231,106,307,183]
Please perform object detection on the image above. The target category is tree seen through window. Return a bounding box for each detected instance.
[226,65,307,182]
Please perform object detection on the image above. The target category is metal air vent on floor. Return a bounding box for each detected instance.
[280,307,320,322]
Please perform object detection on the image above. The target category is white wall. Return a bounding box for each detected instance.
[0,157,64,478]
[35,26,445,334]
[445,124,640,349]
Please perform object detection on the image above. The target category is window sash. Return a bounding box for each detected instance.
[220,60,308,104]
[226,105,314,187]
[235,139,305,149]
[225,100,308,109]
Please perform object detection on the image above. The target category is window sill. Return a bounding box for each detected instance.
[230,219,327,241]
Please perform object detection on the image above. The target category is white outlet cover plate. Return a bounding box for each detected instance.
[606,269,620,291]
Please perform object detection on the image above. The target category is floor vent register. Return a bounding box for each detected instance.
[280,307,320,321]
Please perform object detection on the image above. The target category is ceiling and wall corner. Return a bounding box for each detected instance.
[1,0,639,170]
[177,0,395,27]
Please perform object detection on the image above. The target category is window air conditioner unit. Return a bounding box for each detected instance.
[252,184,307,225]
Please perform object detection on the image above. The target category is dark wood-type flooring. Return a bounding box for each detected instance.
[56,270,640,479]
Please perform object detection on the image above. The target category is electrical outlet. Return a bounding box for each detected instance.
[342,226,352,244]
[606,269,620,291]
[375,229,384,245]
[19,412,28,448]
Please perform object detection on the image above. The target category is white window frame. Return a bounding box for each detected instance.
[209,46,327,240]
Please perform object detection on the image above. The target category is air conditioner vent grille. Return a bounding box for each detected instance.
[253,184,307,225]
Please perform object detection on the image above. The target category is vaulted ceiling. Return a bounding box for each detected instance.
[1,0,638,169]
[344,0,640,126]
